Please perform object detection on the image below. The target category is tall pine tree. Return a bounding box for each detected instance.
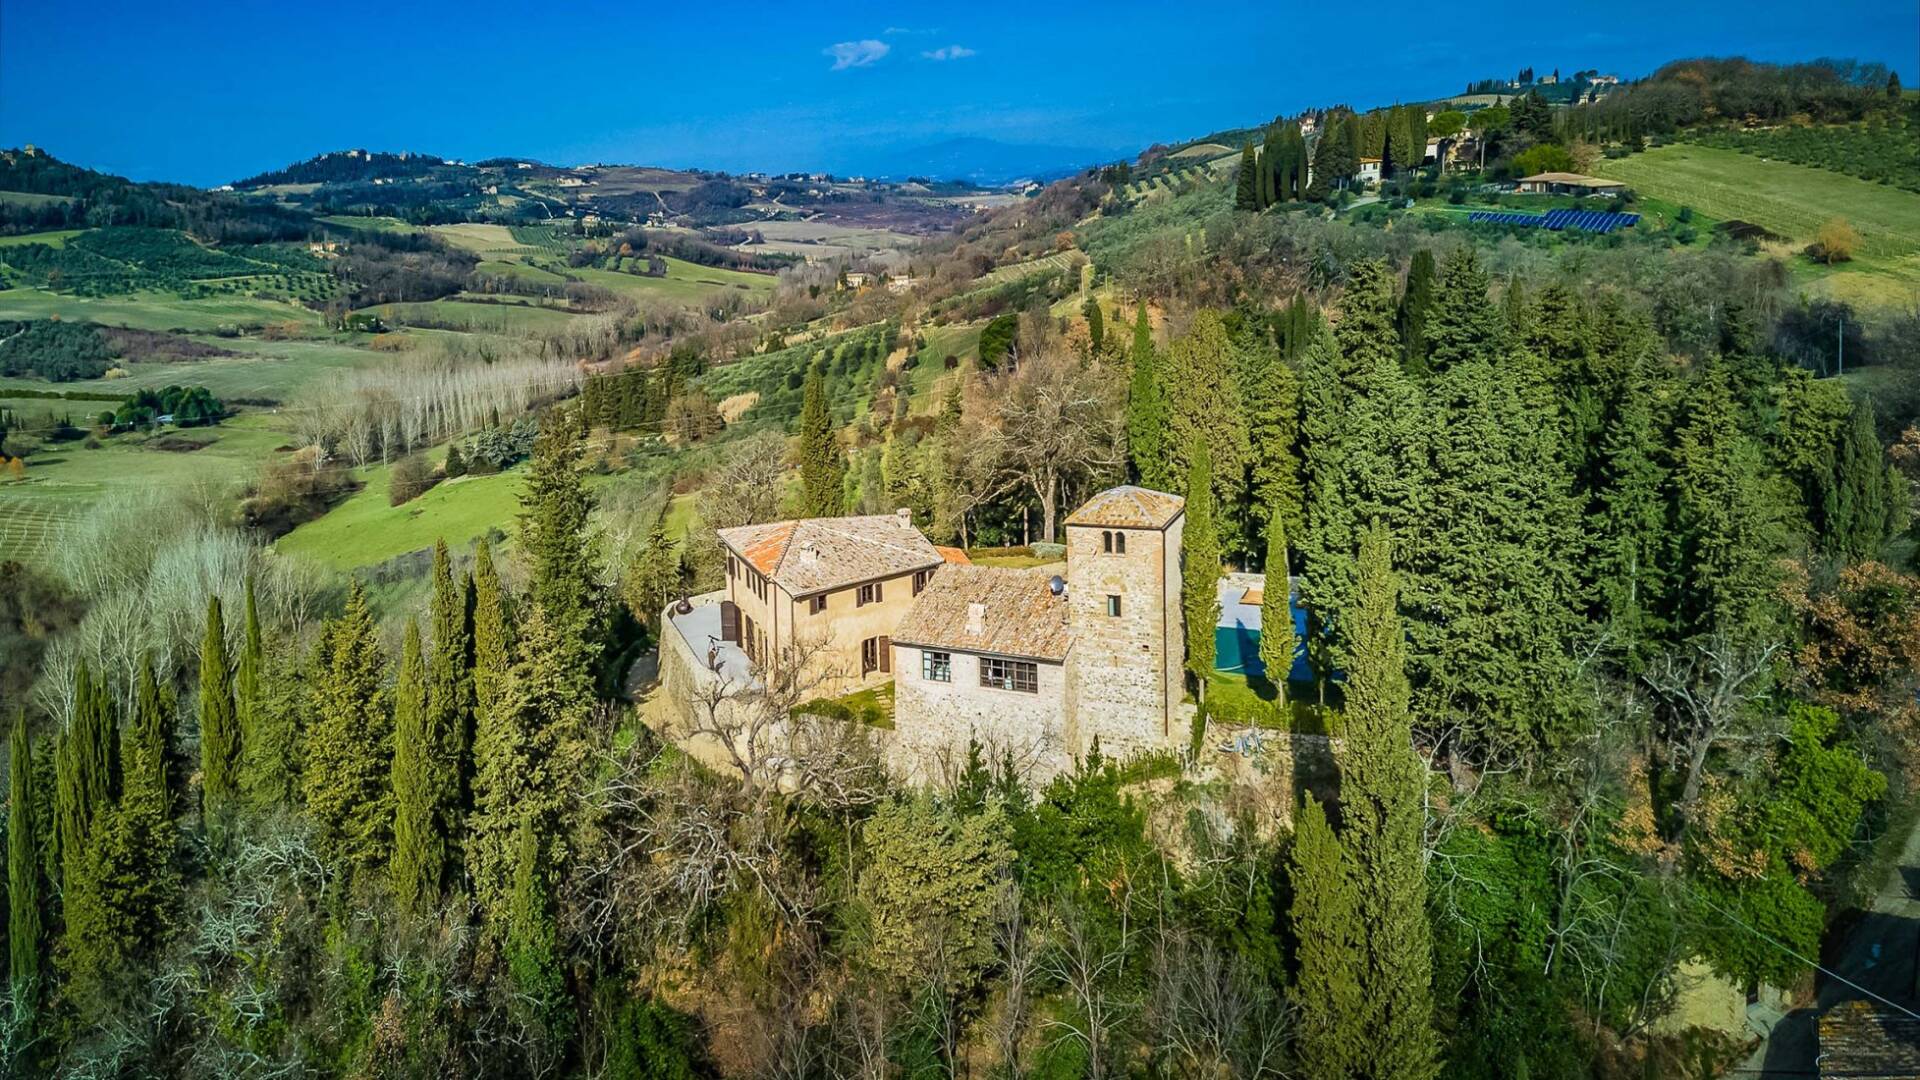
[1259,512,1297,704]
[9,710,42,999]
[198,594,240,832]
[1289,793,1365,1079]
[1299,261,1428,662]
[391,620,441,916]
[1181,440,1220,703]
[426,540,473,882]
[520,412,597,642]
[469,604,593,929]
[796,360,846,518]
[1163,311,1250,547]
[1340,523,1440,1079]
[1125,304,1170,489]
[472,537,513,721]
[1398,248,1438,376]
[302,581,392,880]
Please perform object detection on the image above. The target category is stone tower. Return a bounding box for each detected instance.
[1061,486,1186,758]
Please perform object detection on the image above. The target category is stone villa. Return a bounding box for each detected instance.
[677,486,1192,780]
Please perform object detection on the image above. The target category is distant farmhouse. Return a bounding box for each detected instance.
[660,486,1305,781]
[1514,171,1628,196]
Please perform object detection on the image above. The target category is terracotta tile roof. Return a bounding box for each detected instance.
[892,565,1071,662]
[1820,1001,1920,1077]
[935,545,973,565]
[1065,486,1185,530]
[717,514,943,597]
[1519,171,1625,187]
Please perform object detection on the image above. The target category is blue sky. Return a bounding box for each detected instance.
[2,0,1912,186]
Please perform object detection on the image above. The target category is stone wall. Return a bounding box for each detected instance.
[1063,517,1184,758]
[891,644,1072,783]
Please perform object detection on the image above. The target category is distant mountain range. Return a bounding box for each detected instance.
[824,136,1123,186]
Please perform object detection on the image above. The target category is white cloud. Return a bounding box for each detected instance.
[922,44,976,61]
[824,39,890,70]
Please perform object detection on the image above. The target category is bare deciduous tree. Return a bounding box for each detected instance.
[1641,631,1783,836]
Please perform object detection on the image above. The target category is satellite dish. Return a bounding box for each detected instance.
[1048,575,1066,596]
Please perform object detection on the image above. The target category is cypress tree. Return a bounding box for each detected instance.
[1163,311,1250,546]
[55,664,120,1009]
[1404,258,1582,750]
[55,661,114,894]
[519,415,597,640]
[1125,304,1170,489]
[1234,142,1259,211]
[1340,523,1440,1079]
[1082,298,1104,354]
[1290,793,1364,1079]
[1399,248,1438,376]
[1298,261,1428,660]
[91,654,178,970]
[1820,400,1899,563]
[302,580,392,880]
[796,360,845,518]
[199,594,240,831]
[506,811,570,1045]
[1239,324,1305,552]
[1259,513,1297,704]
[1421,250,1504,375]
[1669,363,1787,642]
[469,604,593,928]
[9,711,42,998]
[1182,440,1221,702]
[391,620,440,916]
[427,540,473,875]
[1593,355,1670,662]
[238,577,294,811]
[472,537,513,720]
[1259,127,1282,208]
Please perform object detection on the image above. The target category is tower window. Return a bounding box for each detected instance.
[1106,594,1122,617]
[1115,531,1126,554]
[1101,530,1113,553]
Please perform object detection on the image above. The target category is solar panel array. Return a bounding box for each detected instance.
[1466,209,1641,234]
[1541,208,1641,233]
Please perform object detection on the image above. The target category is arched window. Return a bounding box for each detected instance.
[1101,530,1113,553]
[1114,531,1127,554]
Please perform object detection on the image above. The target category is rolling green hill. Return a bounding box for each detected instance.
[1595,143,1920,306]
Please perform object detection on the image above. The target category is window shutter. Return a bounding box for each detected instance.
[879,636,891,673]
[720,600,740,643]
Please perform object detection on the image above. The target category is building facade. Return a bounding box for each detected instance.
[891,486,1189,779]
[716,510,951,696]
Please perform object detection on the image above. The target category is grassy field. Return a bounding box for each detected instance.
[0,288,323,332]
[0,414,292,565]
[0,336,386,401]
[318,215,420,234]
[275,462,529,570]
[0,228,85,248]
[564,257,775,304]
[1595,144,1920,306]
[362,297,582,333]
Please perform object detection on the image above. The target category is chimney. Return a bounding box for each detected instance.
[966,602,986,635]
[895,507,913,530]
[799,540,820,566]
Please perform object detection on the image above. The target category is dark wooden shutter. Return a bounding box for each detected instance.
[719,600,740,643]
[878,635,891,673]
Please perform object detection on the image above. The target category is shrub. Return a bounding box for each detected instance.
[388,454,437,506]
[1815,217,1861,264]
